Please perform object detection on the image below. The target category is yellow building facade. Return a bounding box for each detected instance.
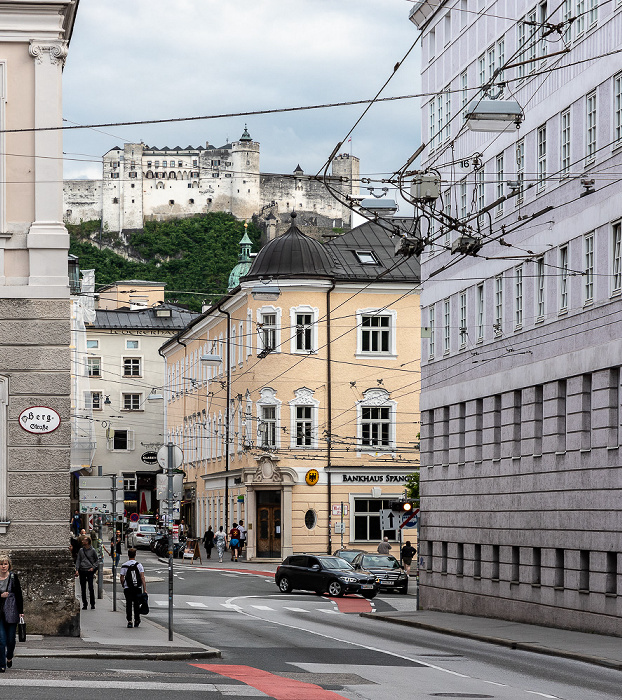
[161,219,421,560]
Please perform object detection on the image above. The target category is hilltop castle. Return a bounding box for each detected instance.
[63,127,359,238]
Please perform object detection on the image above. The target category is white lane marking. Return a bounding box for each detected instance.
[483,680,508,686]
[0,680,219,691]
[155,600,168,606]
[221,573,239,577]
[284,607,311,613]
[187,601,208,608]
[525,692,559,699]
[318,609,341,615]
[251,605,274,610]
[222,593,468,678]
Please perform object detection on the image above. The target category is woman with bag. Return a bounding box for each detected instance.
[0,554,24,672]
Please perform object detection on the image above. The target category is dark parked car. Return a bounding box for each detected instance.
[275,554,379,599]
[332,548,365,564]
[351,553,409,594]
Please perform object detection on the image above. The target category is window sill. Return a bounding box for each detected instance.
[531,583,541,588]
[584,299,593,308]
[120,409,144,413]
[607,445,619,450]
[578,589,590,595]
[555,451,567,456]
[491,578,500,583]
[473,576,481,581]
[579,449,591,453]
[535,316,544,324]
[510,580,520,586]
[355,353,398,361]
[553,586,564,591]
[605,592,618,598]
[514,324,522,332]
[558,308,568,316]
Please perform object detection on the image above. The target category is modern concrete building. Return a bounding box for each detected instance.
[63,129,360,238]
[0,0,79,634]
[410,1,622,634]
[160,217,421,559]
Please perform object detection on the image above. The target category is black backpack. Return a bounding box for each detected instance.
[125,563,141,589]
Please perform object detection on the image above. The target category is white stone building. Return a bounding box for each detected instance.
[64,128,359,236]
[410,1,622,634]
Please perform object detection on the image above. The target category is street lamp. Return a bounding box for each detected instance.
[465,99,523,132]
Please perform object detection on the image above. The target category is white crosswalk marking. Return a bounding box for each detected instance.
[155,600,168,606]
[283,607,311,613]
[221,573,239,577]
[251,605,274,610]
[186,601,208,608]
[319,609,341,614]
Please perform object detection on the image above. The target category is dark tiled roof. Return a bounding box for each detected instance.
[324,221,420,283]
[89,303,197,331]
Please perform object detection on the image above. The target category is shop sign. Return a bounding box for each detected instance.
[341,473,409,483]
[141,451,158,465]
[332,504,349,516]
[18,406,61,434]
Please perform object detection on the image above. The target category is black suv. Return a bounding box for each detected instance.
[275,554,379,598]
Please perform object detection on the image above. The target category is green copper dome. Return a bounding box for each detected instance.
[228,224,253,290]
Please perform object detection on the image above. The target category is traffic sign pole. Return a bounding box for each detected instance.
[167,442,174,642]
[111,475,117,613]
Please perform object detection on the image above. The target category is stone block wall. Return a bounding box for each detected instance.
[1,299,79,636]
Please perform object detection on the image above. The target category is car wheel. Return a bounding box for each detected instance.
[362,591,377,600]
[327,580,344,597]
[278,576,292,593]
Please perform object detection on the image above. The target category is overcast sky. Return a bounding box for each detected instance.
[62,0,421,202]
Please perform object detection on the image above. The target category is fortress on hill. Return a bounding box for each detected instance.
[63,127,359,238]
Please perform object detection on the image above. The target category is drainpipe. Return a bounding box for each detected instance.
[326,281,335,554]
[216,301,231,533]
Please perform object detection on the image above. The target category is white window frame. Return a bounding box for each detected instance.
[256,306,281,354]
[86,339,99,349]
[536,257,545,320]
[476,284,485,341]
[125,339,139,350]
[246,310,253,358]
[588,0,598,28]
[429,305,435,359]
[459,292,467,348]
[496,153,504,216]
[443,298,450,353]
[560,245,569,311]
[615,73,622,146]
[290,305,318,355]
[561,109,571,175]
[289,388,319,449]
[537,125,547,192]
[87,356,101,377]
[123,356,142,377]
[584,232,594,303]
[256,387,281,450]
[107,429,135,452]
[461,71,468,119]
[575,0,585,37]
[357,388,396,454]
[494,275,503,335]
[586,91,597,164]
[89,391,102,411]
[356,308,397,359]
[121,393,142,411]
[613,223,622,295]
[516,138,525,203]
[515,266,523,329]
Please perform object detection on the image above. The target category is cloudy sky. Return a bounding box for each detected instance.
[62,0,421,200]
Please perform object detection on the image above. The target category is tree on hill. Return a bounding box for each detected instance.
[68,213,262,312]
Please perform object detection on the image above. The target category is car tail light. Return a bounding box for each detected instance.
[275,566,280,575]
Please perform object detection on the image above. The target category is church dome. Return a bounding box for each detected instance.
[243,214,334,281]
[228,224,253,290]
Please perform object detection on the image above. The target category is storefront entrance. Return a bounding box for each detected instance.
[256,490,281,558]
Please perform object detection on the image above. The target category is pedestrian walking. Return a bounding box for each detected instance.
[238,520,247,554]
[229,523,241,562]
[111,530,122,567]
[120,547,147,628]
[214,526,227,563]
[377,537,392,555]
[70,509,81,537]
[75,536,98,610]
[202,526,214,559]
[401,541,417,575]
[0,554,24,672]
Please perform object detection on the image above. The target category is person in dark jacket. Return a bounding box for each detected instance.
[401,541,417,575]
[202,526,214,558]
[75,536,98,610]
[0,554,24,672]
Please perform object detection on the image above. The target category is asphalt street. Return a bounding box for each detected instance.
[4,551,621,699]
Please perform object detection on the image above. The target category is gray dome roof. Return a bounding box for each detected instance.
[243,215,334,281]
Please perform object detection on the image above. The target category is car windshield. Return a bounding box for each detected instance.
[362,555,400,569]
[139,526,156,533]
[318,557,353,570]
[335,550,359,563]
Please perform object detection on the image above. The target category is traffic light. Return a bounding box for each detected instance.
[390,500,416,513]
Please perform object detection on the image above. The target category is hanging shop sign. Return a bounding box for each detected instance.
[141,451,158,465]
[18,406,61,435]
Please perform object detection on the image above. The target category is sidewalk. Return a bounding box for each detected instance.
[19,585,220,661]
[361,608,622,671]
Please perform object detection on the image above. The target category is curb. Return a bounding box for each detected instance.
[360,613,622,672]
[19,648,221,660]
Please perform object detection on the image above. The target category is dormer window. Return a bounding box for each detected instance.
[354,250,380,265]
[154,308,172,318]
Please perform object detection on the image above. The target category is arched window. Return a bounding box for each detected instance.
[168,171,176,179]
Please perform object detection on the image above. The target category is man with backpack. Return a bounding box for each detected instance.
[119,548,147,628]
